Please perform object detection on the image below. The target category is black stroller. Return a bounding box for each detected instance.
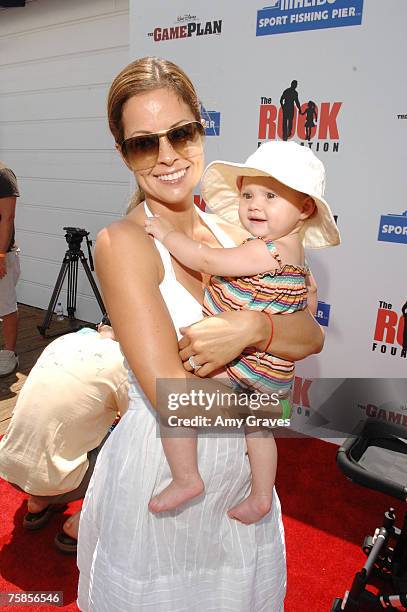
[332,419,407,611]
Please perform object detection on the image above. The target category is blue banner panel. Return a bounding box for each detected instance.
[316,301,331,327]
[256,0,363,36]
[201,104,221,136]
[378,212,407,245]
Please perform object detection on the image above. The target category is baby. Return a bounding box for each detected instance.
[144,140,340,524]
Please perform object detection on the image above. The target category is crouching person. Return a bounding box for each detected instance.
[0,324,129,554]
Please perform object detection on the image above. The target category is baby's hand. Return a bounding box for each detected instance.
[144,215,175,242]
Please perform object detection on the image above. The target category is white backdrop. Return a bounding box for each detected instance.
[129,0,407,434]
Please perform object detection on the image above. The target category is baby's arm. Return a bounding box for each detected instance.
[164,234,277,276]
[145,216,278,277]
[306,270,318,316]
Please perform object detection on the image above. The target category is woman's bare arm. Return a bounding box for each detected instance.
[180,308,324,376]
[95,220,185,407]
[305,270,318,317]
[94,220,258,421]
[145,215,275,276]
[266,309,324,359]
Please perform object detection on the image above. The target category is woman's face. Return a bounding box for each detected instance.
[120,88,205,208]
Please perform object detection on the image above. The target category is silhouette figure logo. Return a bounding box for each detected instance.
[280,81,319,141]
[280,80,302,141]
[258,79,341,152]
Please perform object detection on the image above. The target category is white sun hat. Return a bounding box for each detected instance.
[201,140,341,249]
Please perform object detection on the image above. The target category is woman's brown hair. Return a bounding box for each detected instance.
[107,57,202,212]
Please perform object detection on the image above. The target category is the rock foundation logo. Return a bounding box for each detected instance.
[372,299,407,359]
[292,376,312,417]
[148,14,222,42]
[256,0,364,36]
[258,79,341,153]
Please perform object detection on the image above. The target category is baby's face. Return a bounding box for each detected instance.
[238,176,309,240]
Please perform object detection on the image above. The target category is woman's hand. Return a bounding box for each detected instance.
[178,310,263,377]
[178,308,325,375]
[144,215,175,242]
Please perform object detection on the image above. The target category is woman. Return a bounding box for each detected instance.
[77,57,323,611]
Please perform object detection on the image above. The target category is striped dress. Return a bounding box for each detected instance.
[203,237,309,395]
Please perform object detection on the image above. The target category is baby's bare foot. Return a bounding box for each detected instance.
[149,476,204,513]
[228,494,272,525]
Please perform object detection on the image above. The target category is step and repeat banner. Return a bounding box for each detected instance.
[129,1,407,436]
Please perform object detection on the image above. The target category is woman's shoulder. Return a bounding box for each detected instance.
[200,211,250,244]
[95,210,160,273]
[96,208,148,247]
[95,217,164,286]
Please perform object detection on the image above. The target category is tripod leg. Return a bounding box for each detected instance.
[67,258,78,320]
[79,251,106,316]
[37,258,70,336]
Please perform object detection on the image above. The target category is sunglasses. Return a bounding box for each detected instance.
[120,121,205,171]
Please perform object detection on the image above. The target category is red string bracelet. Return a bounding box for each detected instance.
[263,311,274,353]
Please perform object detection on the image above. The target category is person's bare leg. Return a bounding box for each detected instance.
[148,425,204,513]
[228,429,277,525]
[63,511,81,539]
[2,310,18,352]
[27,494,49,513]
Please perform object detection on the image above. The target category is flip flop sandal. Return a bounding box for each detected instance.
[54,531,77,555]
[23,504,67,531]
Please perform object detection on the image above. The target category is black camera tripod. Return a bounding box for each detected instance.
[37,227,106,337]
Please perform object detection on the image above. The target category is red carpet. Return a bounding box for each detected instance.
[0,436,404,611]
[276,436,404,611]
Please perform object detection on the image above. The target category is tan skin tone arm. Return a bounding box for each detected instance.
[0,196,16,279]
[95,220,189,409]
[266,308,324,357]
[179,308,324,377]
[94,220,260,422]
[305,270,318,317]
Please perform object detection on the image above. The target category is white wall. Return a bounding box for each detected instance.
[0,0,130,322]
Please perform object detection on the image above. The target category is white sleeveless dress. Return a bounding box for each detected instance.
[77,204,286,611]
